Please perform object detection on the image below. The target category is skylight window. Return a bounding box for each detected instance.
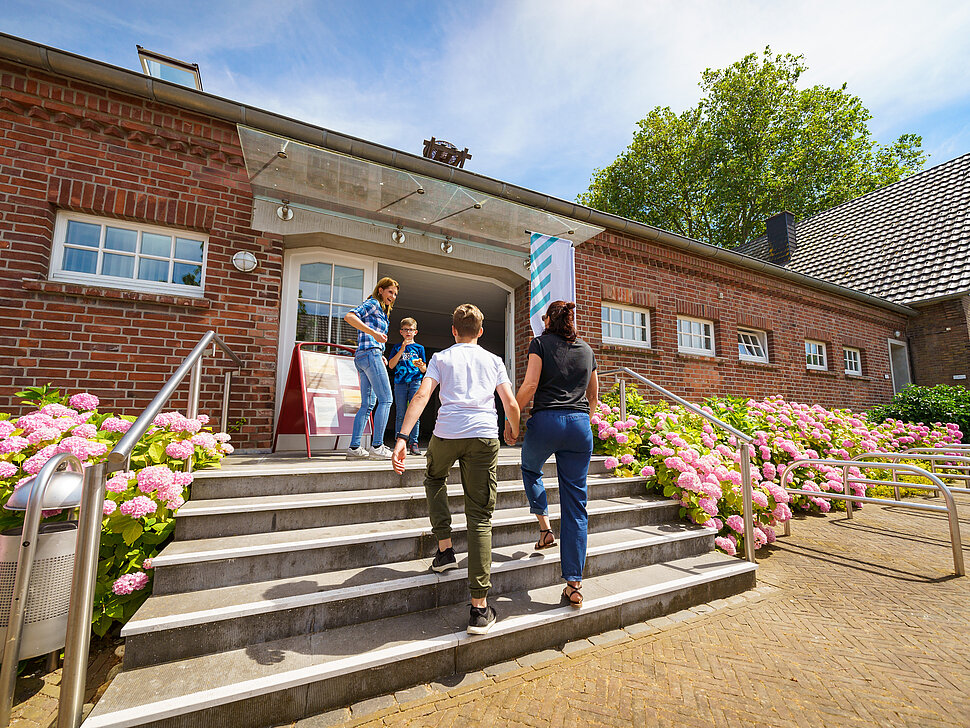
[137,46,203,90]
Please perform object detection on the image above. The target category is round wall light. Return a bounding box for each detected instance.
[231,251,258,272]
[440,239,453,254]
[391,227,406,245]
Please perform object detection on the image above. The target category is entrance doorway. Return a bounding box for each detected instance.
[888,338,912,394]
[275,250,512,452]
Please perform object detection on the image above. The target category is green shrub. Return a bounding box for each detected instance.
[869,384,970,443]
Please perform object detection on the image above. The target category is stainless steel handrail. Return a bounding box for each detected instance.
[778,458,965,577]
[57,331,241,728]
[598,367,757,563]
[855,452,970,500]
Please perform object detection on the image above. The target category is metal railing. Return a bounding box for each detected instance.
[598,368,757,563]
[55,331,241,728]
[855,451,970,501]
[778,458,965,577]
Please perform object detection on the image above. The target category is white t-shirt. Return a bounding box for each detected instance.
[425,343,510,439]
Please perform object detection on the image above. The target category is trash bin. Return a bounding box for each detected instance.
[0,522,77,660]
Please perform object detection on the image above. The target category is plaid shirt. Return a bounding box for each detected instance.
[350,297,389,352]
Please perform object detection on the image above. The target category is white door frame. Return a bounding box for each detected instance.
[276,248,516,421]
[887,337,912,394]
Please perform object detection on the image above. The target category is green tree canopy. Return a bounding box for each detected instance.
[578,48,926,249]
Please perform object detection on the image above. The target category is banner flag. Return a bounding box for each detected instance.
[529,232,575,336]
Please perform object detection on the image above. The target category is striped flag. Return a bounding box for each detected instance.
[529,232,576,336]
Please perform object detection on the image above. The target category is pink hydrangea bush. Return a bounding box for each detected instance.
[0,385,232,635]
[593,390,961,557]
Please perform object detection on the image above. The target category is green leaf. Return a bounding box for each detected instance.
[121,521,143,546]
[148,441,166,464]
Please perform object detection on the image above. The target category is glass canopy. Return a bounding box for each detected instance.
[238,126,603,252]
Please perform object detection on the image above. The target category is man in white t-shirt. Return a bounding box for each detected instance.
[392,304,520,635]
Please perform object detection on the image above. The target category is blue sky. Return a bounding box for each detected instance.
[3,0,970,202]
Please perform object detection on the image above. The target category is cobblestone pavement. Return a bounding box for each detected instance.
[298,499,970,728]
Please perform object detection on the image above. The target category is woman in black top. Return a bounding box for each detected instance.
[505,301,597,607]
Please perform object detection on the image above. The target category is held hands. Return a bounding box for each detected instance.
[391,439,407,474]
[503,421,519,446]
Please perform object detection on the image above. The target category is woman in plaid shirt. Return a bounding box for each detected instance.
[343,276,399,459]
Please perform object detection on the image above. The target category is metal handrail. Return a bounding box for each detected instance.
[854,452,970,500]
[57,331,241,728]
[778,458,965,577]
[598,367,757,563]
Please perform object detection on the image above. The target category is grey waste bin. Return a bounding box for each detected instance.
[0,521,77,660]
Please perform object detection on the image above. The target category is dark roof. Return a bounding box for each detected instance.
[738,153,970,305]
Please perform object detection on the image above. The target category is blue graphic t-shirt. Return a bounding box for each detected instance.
[388,343,426,384]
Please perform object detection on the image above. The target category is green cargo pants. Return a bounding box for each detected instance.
[424,435,500,599]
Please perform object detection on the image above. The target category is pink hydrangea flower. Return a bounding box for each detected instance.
[0,436,30,454]
[166,495,185,511]
[619,453,635,465]
[23,445,58,474]
[106,472,134,493]
[111,572,149,595]
[52,417,77,433]
[165,440,195,460]
[639,465,655,478]
[698,497,718,516]
[615,433,629,445]
[715,537,737,556]
[726,514,744,533]
[27,427,60,444]
[751,491,769,509]
[142,558,153,570]
[72,423,97,439]
[677,471,703,493]
[219,443,234,455]
[172,471,194,487]
[0,421,14,439]
[0,462,17,479]
[102,500,117,516]
[57,437,107,460]
[100,418,133,433]
[119,496,157,519]
[136,465,175,493]
[39,404,77,418]
[604,457,619,469]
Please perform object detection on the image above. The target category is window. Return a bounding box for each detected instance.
[51,212,207,296]
[843,347,862,375]
[677,316,715,356]
[601,303,651,348]
[805,340,828,370]
[137,46,203,90]
[295,262,365,347]
[737,328,769,363]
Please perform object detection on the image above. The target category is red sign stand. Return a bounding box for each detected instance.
[273,342,371,458]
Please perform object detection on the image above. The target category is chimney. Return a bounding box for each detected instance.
[765,211,796,266]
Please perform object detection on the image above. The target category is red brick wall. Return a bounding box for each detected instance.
[908,297,970,388]
[0,61,283,448]
[515,231,908,413]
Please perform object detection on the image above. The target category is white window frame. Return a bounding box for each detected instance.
[737,328,769,363]
[677,316,716,356]
[805,339,828,370]
[601,303,651,348]
[843,347,863,375]
[50,211,207,297]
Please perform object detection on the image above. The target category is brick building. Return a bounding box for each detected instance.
[0,33,916,450]
[738,153,970,390]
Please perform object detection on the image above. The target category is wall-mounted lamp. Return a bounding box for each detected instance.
[523,257,531,268]
[440,237,453,254]
[391,226,406,245]
[277,200,293,221]
[231,251,258,272]
[893,330,902,338]
[277,141,289,159]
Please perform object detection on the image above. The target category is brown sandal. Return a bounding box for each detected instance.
[562,583,583,608]
[535,529,556,550]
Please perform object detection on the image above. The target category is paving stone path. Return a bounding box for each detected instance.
[293,499,970,728]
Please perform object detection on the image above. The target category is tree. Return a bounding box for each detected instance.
[578,48,926,249]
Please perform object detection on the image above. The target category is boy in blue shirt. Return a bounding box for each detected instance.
[387,317,426,455]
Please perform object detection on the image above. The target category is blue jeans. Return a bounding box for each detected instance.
[394,379,421,445]
[350,348,393,449]
[520,409,593,583]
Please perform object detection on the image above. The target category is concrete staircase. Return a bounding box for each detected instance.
[83,453,756,728]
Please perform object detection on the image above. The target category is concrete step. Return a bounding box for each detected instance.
[122,524,712,668]
[192,454,607,499]
[83,552,756,728]
[175,474,648,540]
[151,495,680,594]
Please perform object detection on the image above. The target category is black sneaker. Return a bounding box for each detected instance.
[467,605,498,635]
[431,547,457,573]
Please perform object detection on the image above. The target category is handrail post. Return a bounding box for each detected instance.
[843,465,853,519]
[618,379,626,423]
[892,468,900,501]
[185,358,203,474]
[740,442,756,563]
[56,461,107,728]
[0,455,83,726]
[221,370,233,433]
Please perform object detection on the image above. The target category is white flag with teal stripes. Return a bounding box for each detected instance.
[529,232,575,336]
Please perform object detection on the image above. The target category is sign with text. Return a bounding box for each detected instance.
[273,344,369,457]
